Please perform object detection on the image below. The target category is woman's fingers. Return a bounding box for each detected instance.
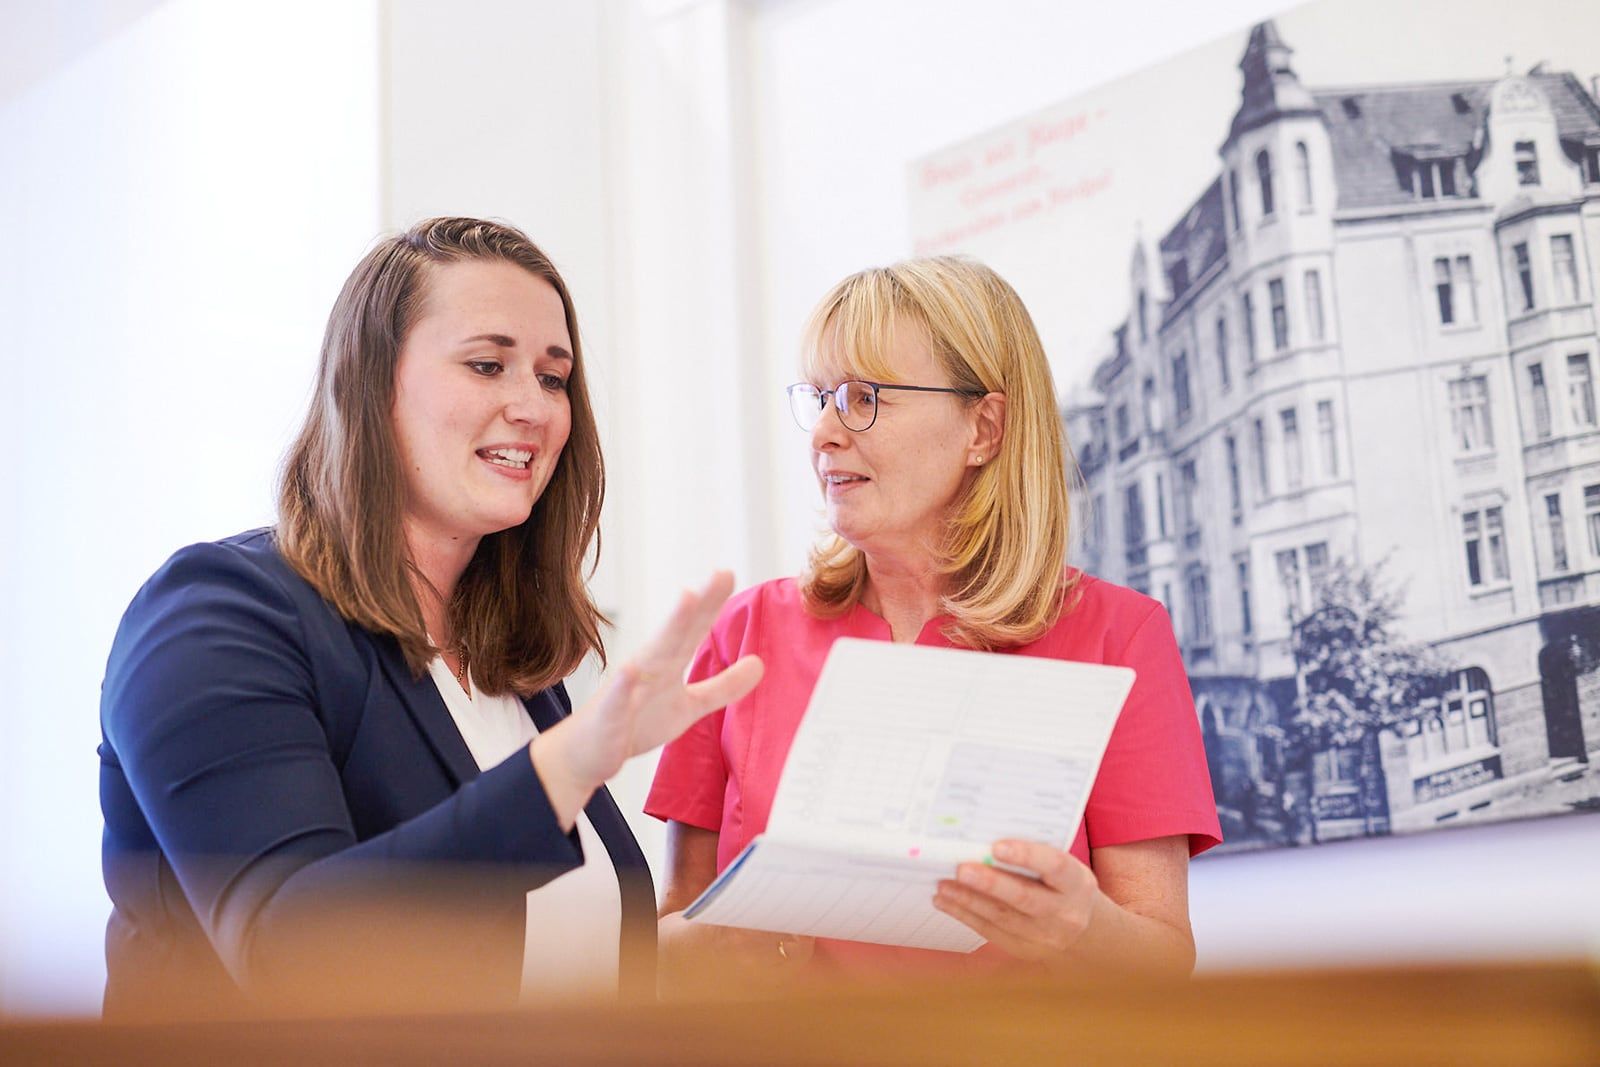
[683,655,764,720]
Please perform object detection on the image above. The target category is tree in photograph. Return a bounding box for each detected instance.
[1287,557,1454,835]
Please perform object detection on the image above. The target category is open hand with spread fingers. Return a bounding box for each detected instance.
[932,839,1101,969]
[531,571,764,827]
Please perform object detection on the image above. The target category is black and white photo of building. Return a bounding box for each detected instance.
[1066,19,1600,851]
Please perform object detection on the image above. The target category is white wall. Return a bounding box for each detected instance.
[0,0,382,1015]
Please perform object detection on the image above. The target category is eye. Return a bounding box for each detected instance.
[466,359,503,377]
[538,373,570,393]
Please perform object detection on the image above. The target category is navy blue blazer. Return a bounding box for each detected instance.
[99,529,654,1015]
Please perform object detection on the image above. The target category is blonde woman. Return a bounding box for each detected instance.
[648,257,1219,985]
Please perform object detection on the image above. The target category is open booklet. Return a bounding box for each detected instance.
[683,637,1134,953]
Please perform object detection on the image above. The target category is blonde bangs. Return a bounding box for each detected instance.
[800,271,920,386]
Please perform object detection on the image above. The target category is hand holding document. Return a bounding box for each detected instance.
[684,638,1134,952]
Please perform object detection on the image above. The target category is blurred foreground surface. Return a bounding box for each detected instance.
[1,959,1596,1065]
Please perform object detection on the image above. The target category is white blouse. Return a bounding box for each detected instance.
[425,656,621,1003]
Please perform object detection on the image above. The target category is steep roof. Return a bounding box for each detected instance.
[1158,177,1229,309]
[1312,72,1600,210]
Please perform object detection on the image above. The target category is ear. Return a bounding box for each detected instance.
[968,392,1007,466]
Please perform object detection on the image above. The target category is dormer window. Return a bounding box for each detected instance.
[1412,157,1459,199]
[1341,97,1361,119]
[1515,141,1540,186]
[1450,92,1471,115]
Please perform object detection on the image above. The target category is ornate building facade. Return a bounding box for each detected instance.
[1069,22,1600,846]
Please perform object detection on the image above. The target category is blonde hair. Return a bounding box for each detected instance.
[799,256,1081,649]
[278,217,606,695]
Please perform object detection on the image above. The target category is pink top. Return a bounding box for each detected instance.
[645,572,1221,975]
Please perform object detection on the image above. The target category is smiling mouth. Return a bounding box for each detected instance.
[478,447,533,470]
[822,474,868,486]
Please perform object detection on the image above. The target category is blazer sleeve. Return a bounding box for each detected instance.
[100,540,582,1004]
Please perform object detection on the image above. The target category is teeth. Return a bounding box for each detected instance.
[482,448,532,469]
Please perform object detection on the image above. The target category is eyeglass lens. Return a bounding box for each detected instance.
[788,381,879,432]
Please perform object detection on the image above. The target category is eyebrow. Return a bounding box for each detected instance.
[460,334,573,362]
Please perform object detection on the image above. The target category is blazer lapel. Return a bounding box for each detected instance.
[371,635,479,787]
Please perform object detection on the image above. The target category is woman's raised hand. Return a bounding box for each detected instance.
[531,572,763,827]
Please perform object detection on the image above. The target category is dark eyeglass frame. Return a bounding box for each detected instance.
[786,379,987,432]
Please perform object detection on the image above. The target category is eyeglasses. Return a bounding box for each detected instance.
[786,379,985,432]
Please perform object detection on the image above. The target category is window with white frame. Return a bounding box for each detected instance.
[1513,242,1535,311]
[1269,277,1289,350]
[1316,399,1338,477]
[1216,316,1231,391]
[1242,292,1258,367]
[1225,434,1243,517]
[1462,505,1510,588]
[1186,566,1213,646]
[1123,482,1145,548]
[1253,417,1269,496]
[1411,157,1459,199]
[1296,141,1313,209]
[1276,547,1303,621]
[1585,483,1600,557]
[1236,556,1253,636]
[1449,375,1494,453]
[1305,269,1326,342]
[1305,541,1330,601]
[1433,255,1478,326]
[1256,148,1275,217]
[1155,472,1168,538]
[1281,407,1303,490]
[1115,402,1133,443]
[1227,168,1242,231]
[1546,493,1569,572]
[1179,458,1199,535]
[1515,141,1540,186]
[1142,376,1161,433]
[1529,362,1553,440]
[1586,147,1600,185]
[1403,667,1496,769]
[1569,353,1597,428]
[1551,234,1579,305]
[1173,351,1192,423]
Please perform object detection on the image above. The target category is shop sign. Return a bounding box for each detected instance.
[1413,755,1503,804]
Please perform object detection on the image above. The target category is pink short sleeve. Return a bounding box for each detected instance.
[1086,603,1223,857]
[644,636,729,831]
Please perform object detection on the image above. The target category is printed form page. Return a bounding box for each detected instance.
[685,638,1133,951]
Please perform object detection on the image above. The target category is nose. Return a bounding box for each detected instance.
[809,396,849,453]
[502,373,554,428]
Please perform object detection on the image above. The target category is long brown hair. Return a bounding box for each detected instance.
[799,257,1079,650]
[277,217,606,694]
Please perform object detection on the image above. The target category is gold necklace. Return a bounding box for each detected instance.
[454,646,469,691]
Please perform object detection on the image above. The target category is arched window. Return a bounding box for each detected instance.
[1295,141,1313,208]
[1256,148,1275,217]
